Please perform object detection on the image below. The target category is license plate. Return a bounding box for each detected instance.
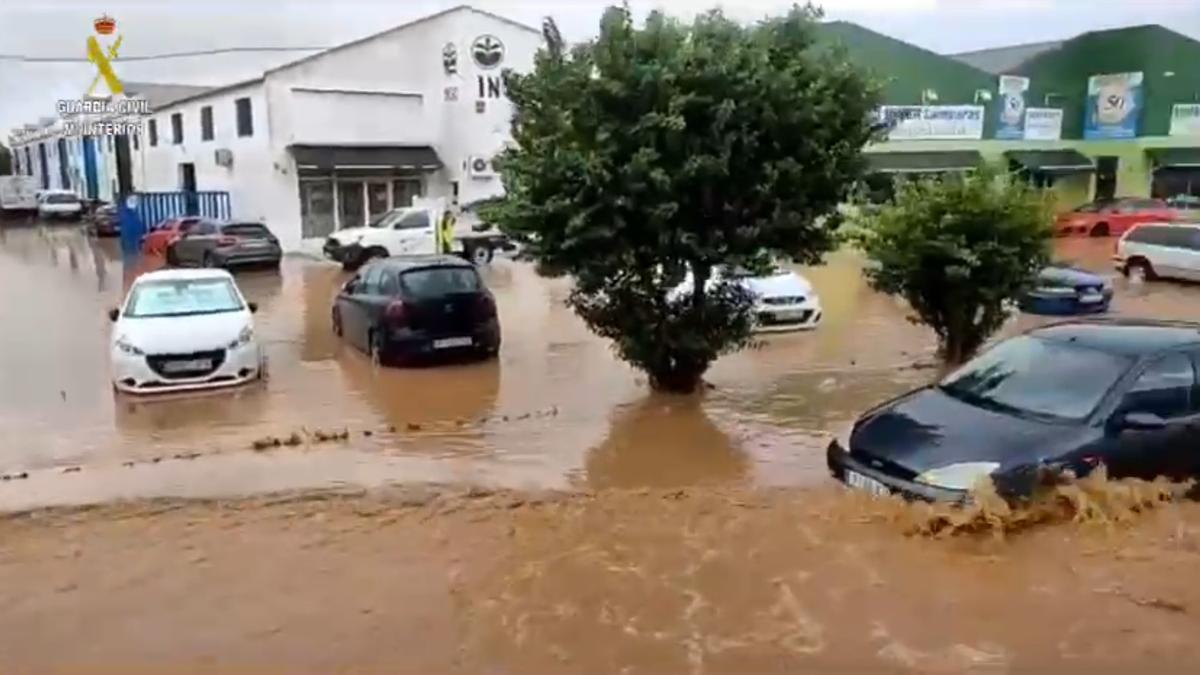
[1079,293,1104,303]
[243,240,269,248]
[433,337,472,349]
[163,358,211,372]
[845,470,891,497]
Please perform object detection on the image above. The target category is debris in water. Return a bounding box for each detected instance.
[61,466,82,474]
[362,429,373,437]
[282,433,303,447]
[406,422,422,431]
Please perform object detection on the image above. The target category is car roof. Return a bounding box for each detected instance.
[133,268,235,283]
[1030,319,1200,357]
[369,254,474,272]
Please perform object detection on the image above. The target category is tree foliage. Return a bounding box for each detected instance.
[487,5,880,392]
[851,167,1054,365]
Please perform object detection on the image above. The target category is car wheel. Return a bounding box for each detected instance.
[470,244,494,266]
[369,330,387,366]
[1126,258,1156,282]
[202,252,218,268]
[1090,222,1109,237]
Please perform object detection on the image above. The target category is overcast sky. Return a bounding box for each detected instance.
[3,0,1198,138]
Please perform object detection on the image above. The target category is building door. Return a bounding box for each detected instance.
[1095,156,1118,201]
[300,179,335,239]
[114,135,133,195]
[37,142,49,189]
[179,162,198,214]
[367,181,390,220]
[392,178,422,210]
[56,138,70,190]
[337,181,364,229]
[82,137,99,200]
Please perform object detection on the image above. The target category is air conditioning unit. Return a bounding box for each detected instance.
[214,148,234,167]
[467,155,496,179]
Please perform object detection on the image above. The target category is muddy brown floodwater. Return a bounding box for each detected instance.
[4,223,1200,672]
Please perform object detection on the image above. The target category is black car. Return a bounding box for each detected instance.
[166,220,282,269]
[88,204,119,237]
[828,319,1200,502]
[332,255,500,365]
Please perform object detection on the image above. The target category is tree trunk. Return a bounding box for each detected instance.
[648,365,705,393]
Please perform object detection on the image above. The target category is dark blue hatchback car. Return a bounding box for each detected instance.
[829,320,1200,502]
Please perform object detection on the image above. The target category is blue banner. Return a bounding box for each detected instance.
[1084,72,1143,140]
[994,75,1029,140]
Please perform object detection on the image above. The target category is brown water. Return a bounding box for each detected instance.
[0,224,1196,509]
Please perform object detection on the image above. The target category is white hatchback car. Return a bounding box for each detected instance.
[109,268,265,394]
[37,189,84,219]
[1113,222,1200,282]
[676,263,823,332]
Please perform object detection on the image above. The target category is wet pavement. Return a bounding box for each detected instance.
[0,223,1196,509]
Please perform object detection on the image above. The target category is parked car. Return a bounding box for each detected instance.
[1019,263,1112,315]
[36,190,84,220]
[323,202,512,271]
[87,204,119,237]
[108,268,264,394]
[332,255,500,365]
[1054,197,1176,237]
[166,220,282,269]
[1166,195,1200,222]
[141,216,205,256]
[828,319,1200,502]
[1113,222,1200,283]
[674,263,822,332]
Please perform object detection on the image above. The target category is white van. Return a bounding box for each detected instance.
[0,176,39,213]
[1113,222,1200,282]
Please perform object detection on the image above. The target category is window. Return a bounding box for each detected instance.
[132,132,139,151]
[171,112,183,144]
[193,221,220,235]
[1128,225,1177,246]
[939,335,1134,421]
[235,97,253,137]
[200,106,214,141]
[400,267,481,298]
[107,135,113,151]
[148,119,158,147]
[394,209,431,230]
[361,264,385,294]
[1120,354,1196,419]
[378,269,399,296]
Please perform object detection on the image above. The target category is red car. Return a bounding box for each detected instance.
[140,216,205,256]
[1054,198,1177,237]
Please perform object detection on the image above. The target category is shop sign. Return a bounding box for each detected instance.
[1169,104,1200,137]
[879,105,985,140]
[1023,108,1063,141]
[1084,72,1143,139]
[994,75,1029,140]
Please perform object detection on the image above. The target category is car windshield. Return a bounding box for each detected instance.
[45,193,78,204]
[1073,202,1101,213]
[400,267,481,298]
[938,335,1133,421]
[124,278,244,318]
[368,210,405,228]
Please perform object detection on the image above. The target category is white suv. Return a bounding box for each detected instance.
[1113,222,1200,282]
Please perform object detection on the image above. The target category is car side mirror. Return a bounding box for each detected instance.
[1115,411,1166,431]
[108,308,119,322]
[247,302,258,314]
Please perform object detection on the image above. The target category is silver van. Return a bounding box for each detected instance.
[1113,222,1200,282]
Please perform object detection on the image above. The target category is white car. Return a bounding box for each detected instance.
[676,263,823,332]
[37,189,84,219]
[322,200,511,270]
[108,268,265,394]
[1113,221,1200,282]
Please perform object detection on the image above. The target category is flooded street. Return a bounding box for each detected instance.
[0,224,1196,508]
[4,223,1200,671]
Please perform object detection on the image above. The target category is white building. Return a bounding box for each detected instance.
[9,5,540,251]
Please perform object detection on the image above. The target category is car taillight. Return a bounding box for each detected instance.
[474,294,496,320]
[384,300,408,325]
[216,236,238,247]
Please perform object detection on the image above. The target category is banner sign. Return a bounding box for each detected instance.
[1023,108,1063,141]
[1084,72,1143,139]
[879,105,985,140]
[994,75,1029,140]
[1169,103,1200,137]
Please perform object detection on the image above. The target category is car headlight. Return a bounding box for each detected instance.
[114,336,144,356]
[1033,286,1076,297]
[228,326,254,349]
[915,462,1000,490]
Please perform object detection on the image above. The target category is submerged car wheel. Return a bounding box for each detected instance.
[369,330,386,366]
[469,244,494,266]
[1090,222,1109,237]
[1126,258,1156,282]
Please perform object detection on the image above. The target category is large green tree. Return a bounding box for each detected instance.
[851,167,1054,365]
[489,5,880,392]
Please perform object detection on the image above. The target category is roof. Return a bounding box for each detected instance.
[1032,320,1200,356]
[865,150,982,173]
[122,81,212,109]
[152,77,265,110]
[134,268,235,283]
[267,5,539,76]
[290,145,441,170]
[949,40,1062,74]
[369,254,475,271]
[1005,149,1094,174]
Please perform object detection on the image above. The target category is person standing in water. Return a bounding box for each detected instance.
[438,209,456,254]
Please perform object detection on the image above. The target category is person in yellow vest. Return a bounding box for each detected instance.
[438,209,456,255]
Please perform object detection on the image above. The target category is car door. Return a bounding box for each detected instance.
[173,220,219,265]
[394,209,436,254]
[1179,229,1200,281]
[1104,352,1200,481]
[342,264,388,351]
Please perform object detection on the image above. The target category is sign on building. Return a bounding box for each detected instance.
[1023,108,1063,141]
[1169,103,1200,137]
[994,75,1029,140]
[1084,72,1143,139]
[879,105,985,141]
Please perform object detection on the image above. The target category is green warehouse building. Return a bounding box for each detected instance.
[821,22,1200,211]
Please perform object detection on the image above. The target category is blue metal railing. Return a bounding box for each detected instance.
[118,191,233,254]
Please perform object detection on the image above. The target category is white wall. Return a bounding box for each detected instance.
[288,90,427,145]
